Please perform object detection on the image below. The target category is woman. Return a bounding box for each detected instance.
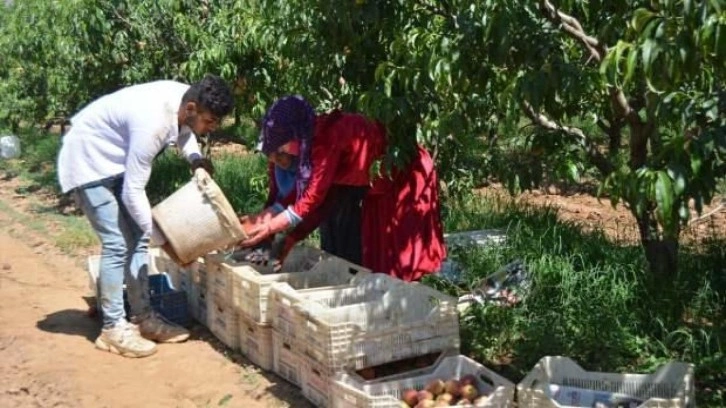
[240,95,446,281]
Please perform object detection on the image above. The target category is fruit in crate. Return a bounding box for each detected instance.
[459,384,479,401]
[435,392,454,404]
[425,379,446,396]
[417,390,434,402]
[415,400,436,408]
[444,379,461,397]
[459,374,478,387]
[402,389,419,407]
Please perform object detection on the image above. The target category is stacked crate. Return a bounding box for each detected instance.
[267,277,461,407]
[204,253,243,349]
[193,247,370,372]
[268,273,396,388]
[233,254,372,375]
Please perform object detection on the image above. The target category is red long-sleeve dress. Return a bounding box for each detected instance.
[265,112,446,281]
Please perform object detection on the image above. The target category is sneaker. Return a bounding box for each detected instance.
[134,312,190,343]
[95,320,157,358]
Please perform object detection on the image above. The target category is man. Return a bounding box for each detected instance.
[57,75,234,358]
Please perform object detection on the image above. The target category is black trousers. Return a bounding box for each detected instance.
[319,185,368,265]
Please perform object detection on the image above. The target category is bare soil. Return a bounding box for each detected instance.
[0,176,309,408]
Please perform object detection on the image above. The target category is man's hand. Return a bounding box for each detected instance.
[191,157,215,177]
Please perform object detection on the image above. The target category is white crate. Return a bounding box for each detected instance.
[272,330,303,387]
[207,294,239,350]
[331,355,515,408]
[517,356,695,408]
[228,254,371,324]
[188,281,208,326]
[295,283,460,372]
[86,249,165,296]
[205,253,235,301]
[268,274,402,344]
[302,355,334,408]
[238,313,273,371]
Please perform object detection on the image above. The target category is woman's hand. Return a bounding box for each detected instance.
[239,212,291,248]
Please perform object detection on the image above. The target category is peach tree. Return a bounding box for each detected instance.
[251,0,725,279]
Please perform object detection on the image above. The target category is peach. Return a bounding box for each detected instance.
[459,384,479,401]
[417,390,434,401]
[425,379,446,396]
[435,392,454,404]
[402,389,419,407]
[444,379,461,397]
[415,400,436,408]
[459,374,478,387]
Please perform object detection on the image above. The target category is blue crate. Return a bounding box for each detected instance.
[122,273,191,327]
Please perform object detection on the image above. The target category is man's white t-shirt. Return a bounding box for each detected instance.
[57,80,202,235]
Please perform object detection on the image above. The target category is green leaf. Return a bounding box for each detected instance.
[624,46,638,84]
[655,171,674,219]
[666,164,686,196]
[632,8,657,33]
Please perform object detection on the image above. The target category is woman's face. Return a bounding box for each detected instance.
[267,140,300,170]
[269,151,296,170]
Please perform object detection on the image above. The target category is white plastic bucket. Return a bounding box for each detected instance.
[152,169,246,264]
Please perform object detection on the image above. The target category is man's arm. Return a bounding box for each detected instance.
[122,123,167,235]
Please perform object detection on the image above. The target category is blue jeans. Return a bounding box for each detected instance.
[74,176,151,329]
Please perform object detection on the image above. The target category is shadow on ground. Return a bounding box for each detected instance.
[36,309,98,343]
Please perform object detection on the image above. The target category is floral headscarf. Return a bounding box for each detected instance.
[259,95,316,200]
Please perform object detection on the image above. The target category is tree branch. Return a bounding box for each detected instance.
[539,0,606,62]
[538,1,648,167]
[521,101,614,175]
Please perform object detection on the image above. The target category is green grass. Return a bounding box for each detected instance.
[427,195,726,406]
[147,149,268,216]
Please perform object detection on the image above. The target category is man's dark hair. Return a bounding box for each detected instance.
[182,74,234,117]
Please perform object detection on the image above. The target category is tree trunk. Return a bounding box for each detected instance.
[635,207,679,279]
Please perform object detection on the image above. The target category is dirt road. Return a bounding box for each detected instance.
[0,208,306,408]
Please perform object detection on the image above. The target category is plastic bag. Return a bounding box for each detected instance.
[0,135,21,159]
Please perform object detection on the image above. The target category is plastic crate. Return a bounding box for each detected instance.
[268,274,402,344]
[272,330,304,387]
[188,281,208,326]
[228,254,371,325]
[207,293,239,349]
[517,356,695,408]
[295,283,460,372]
[331,355,515,408]
[238,313,274,371]
[205,253,235,301]
[301,355,334,407]
[146,273,190,327]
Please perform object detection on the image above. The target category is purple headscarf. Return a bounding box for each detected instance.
[260,95,316,200]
